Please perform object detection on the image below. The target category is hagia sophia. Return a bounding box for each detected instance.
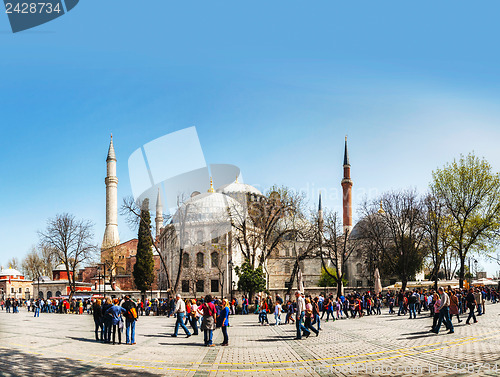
[1,136,371,301]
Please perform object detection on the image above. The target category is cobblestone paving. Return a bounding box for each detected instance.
[1,303,500,376]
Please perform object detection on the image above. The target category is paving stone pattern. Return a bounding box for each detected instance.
[1,303,500,376]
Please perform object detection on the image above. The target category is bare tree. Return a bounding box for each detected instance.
[21,245,57,280]
[38,213,98,299]
[230,186,305,269]
[319,211,359,296]
[358,190,427,291]
[7,257,20,270]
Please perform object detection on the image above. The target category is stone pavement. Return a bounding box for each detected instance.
[1,303,500,377]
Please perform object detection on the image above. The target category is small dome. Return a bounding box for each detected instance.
[53,264,67,271]
[0,267,23,277]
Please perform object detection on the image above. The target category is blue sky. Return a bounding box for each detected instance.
[1,1,500,276]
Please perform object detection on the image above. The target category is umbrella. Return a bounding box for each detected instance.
[374,268,382,295]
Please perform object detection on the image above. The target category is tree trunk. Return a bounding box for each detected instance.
[337,278,344,298]
[459,257,465,288]
[401,279,407,292]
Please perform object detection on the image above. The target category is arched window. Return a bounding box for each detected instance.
[55,291,61,297]
[211,252,219,268]
[285,248,290,257]
[38,291,44,299]
[284,263,291,274]
[356,263,362,274]
[47,291,53,298]
[182,253,190,268]
[196,252,204,268]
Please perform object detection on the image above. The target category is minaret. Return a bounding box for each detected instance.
[102,135,120,250]
[318,191,323,230]
[155,188,164,239]
[341,136,353,234]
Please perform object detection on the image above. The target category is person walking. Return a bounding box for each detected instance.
[188,299,199,336]
[33,299,40,317]
[122,295,138,345]
[465,288,478,325]
[449,291,462,324]
[200,295,217,346]
[171,294,192,338]
[304,298,319,337]
[432,287,454,334]
[219,299,230,346]
[294,291,310,340]
[274,301,282,326]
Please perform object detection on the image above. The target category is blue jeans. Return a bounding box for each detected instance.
[221,325,228,344]
[204,329,213,345]
[398,301,404,315]
[312,313,321,330]
[34,307,39,317]
[409,303,416,318]
[126,319,136,344]
[174,313,191,336]
[435,306,453,333]
[295,311,310,339]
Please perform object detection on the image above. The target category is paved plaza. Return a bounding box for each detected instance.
[1,303,500,377]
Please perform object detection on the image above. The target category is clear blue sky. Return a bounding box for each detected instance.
[1,1,500,276]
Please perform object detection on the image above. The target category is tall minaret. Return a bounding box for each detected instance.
[102,135,120,250]
[155,188,164,239]
[341,136,353,234]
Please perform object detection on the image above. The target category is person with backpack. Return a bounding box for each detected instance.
[200,295,217,346]
[122,295,138,345]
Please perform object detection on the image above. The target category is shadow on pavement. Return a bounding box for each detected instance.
[0,347,159,376]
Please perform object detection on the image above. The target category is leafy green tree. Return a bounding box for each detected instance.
[234,261,266,300]
[133,199,155,301]
[431,153,500,288]
[318,266,348,287]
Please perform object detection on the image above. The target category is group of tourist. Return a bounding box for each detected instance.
[2,284,498,346]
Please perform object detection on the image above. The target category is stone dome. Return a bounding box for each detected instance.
[216,181,262,196]
[172,192,243,224]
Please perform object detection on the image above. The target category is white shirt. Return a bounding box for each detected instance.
[175,299,186,314]
[297,296,306,315]
[274,303,281,315]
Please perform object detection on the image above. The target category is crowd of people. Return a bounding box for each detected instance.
[1,285,497,345]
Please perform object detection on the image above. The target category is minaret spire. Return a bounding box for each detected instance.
[318,191,323,230]
[102,135,120,250]
[155,188,164,239]
[341,136,353,234]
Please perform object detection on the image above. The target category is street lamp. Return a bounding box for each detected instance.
[228,260,233,300]
[474,259,478,279]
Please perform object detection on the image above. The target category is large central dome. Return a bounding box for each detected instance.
[172,192,243,224]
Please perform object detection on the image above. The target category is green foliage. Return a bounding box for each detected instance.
[133,200,155,294]
[318,267,348,287]
[380,235,426,282]
[235,261,266,296]
[431,152,500,286]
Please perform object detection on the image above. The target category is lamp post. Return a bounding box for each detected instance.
[228,260,233,300]
[97,266,101,296]
[474,259,478,280]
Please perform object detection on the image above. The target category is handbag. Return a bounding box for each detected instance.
[118,318,124,329]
